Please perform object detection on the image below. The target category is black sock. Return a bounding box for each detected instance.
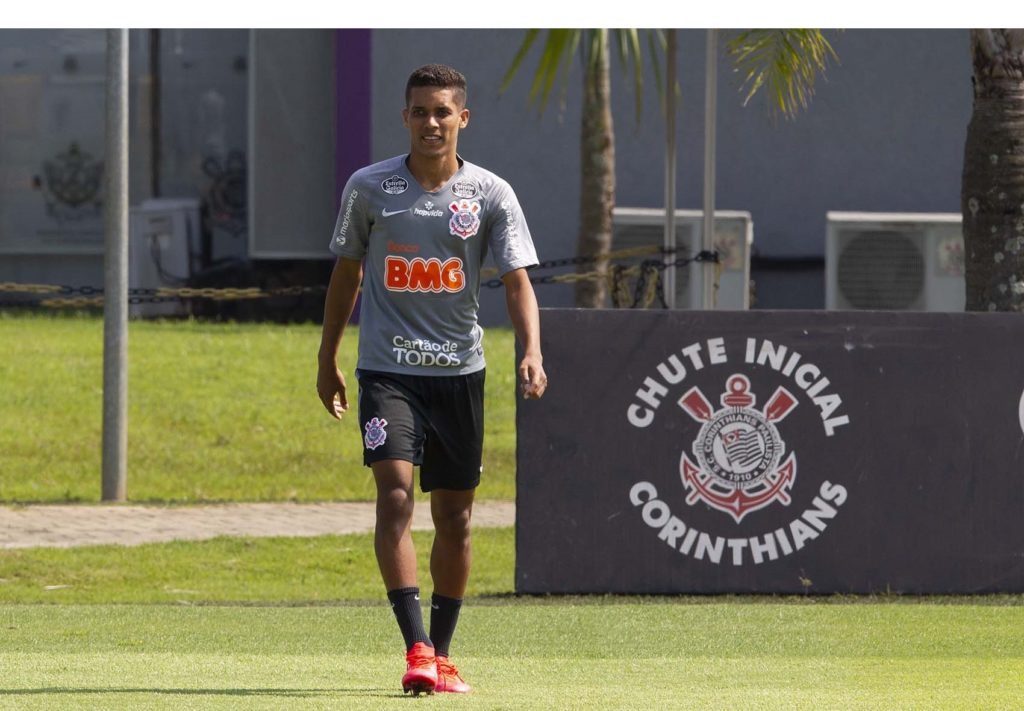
[387,587,431,651]
[429,594,463,658]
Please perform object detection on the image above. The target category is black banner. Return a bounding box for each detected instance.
[516,309,1024,594]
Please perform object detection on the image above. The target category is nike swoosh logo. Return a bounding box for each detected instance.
[414,594,420,601]
[382,209,409,217]
[431,604,440,610]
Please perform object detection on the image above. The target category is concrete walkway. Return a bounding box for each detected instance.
[0,501,515,549]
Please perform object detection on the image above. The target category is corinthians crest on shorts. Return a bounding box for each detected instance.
[364,417,389,450]
[449,199,481,239]
[678,374,798,523]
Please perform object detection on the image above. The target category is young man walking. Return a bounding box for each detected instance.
[316,64,547,695]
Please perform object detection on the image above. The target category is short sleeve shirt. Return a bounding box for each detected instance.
[329,154,538,376]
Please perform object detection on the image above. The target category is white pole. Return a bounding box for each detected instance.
[702,28,718,310]
[664,29,677,309]
[102,28,129,501]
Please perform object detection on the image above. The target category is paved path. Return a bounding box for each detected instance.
[0,502,515,549]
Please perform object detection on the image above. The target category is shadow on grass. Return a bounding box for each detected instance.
[0,687,407,698]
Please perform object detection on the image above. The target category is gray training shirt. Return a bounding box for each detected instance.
[329,154,538,376]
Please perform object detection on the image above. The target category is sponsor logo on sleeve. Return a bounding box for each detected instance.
[451,180,479,199]
[499,199,518,238]
[499,198,525,261]
[449,199,481,239]
[381,175,409,195]
[392,335,462,368]
[364,417,388,450]
[625,337,851,567]
[385,256,466,293]
[334,189,359,246]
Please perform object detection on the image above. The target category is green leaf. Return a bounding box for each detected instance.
[726,29,838,120]
[503,28,672,123]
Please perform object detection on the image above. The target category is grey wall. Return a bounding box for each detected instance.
[0,29,251,291]
[371,29,972,314]
[0,29,972,315]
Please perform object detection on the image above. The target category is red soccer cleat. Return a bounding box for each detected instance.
[402,642,437,695]
[434,656,471,693]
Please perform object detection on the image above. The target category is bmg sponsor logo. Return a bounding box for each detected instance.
[625,337,851,566]
[385,256,465,293]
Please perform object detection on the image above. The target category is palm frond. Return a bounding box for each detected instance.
[500,29,541,93]
[726,29,838,120]
[610,28,645,121]
[501,29,584,113]
[503,28,673,123]
[647,29,667,107]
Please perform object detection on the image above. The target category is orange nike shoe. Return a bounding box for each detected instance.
[435,656,471,693]
[402,642,437,695]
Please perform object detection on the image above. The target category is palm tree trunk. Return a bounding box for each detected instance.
[962,29,1024,311]
[576,30,615,308]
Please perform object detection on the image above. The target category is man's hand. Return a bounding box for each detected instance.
[519,354,547,400]
[317,362,349,419]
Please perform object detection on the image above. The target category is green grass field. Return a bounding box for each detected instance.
[2,529,1024,708]
[0,529,514,604]
[0,313,517,502]
[4,314,1023,709]
[2,600,1023,709]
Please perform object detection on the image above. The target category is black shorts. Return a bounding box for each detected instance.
[357,369,485,492]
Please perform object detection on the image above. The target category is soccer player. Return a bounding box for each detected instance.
[316,64,547,695]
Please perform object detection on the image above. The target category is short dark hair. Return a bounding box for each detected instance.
[405,64,467,107]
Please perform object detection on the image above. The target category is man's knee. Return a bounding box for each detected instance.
[377,486,414,527]
[372,459,416,527]
[432,503,472,541]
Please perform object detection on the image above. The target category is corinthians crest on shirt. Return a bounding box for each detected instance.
[449,199,481,239]
[679,374,797,523]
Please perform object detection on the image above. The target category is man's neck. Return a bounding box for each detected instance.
[406,153,461,192]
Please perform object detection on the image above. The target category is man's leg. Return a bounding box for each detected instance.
[373,458,431,648]
[373,458,437,694]
[372,458,419,593]
[428,487,474,693]
[429,487,475,599]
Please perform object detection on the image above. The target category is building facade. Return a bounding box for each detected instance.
[0,29,971,320]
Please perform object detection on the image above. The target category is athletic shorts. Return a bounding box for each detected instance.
[357,369,485,492]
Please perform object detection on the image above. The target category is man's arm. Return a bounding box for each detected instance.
[317,257,363,418]
[502,268,547,399]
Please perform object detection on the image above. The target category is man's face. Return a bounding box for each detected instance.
[402,86,469,160]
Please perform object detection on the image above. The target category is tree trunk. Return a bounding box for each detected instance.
[962,29,1024,311]
[575,30,615,308]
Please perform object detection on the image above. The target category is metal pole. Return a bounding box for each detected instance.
[702,28,718,310]
[663,29,677,309]
[102,28,129,501]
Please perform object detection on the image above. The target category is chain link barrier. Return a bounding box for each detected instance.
[0,246,719,311]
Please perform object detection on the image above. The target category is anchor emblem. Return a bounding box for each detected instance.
[678,374,798,523]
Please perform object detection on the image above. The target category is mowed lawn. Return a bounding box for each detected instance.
[0,313,518,502]
[4,314,1023,709]
[1,600,1023,710]
[1,530,1023,709]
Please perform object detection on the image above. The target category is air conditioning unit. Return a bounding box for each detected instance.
[611,208,753,309]
[129,198,200,318]
[826,212,964,311]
